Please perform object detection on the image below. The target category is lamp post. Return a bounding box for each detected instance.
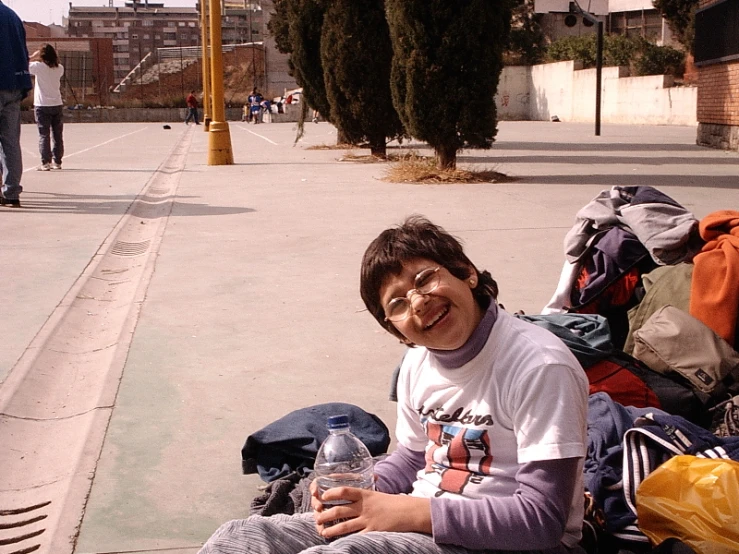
[207,0,234,164]
[200,0,212,130]
[570,0,603,136]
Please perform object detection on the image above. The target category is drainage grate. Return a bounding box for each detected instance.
[0,501,50,554]
[110,239,151,257]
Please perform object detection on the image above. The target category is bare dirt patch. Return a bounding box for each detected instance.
[382,152,511,184]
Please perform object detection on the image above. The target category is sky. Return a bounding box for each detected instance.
[5,0,198,26]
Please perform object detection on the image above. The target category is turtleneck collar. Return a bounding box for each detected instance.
[428,302,498,370]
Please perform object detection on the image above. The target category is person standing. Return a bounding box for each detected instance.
[0,0,32,207]
[185,90,200,125]
[29,44,65,171]
[248,88,263,124]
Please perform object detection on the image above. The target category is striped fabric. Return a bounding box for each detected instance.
[198,513,576,554]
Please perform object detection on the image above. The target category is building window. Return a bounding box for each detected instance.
[188,21,196,27]
[143,19,154,26]
[131,33,138,39]
[608,9,662,41]
[178,21,186,26]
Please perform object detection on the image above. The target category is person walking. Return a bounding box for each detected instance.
[185,90,200,125]
[0,0,33,207]
[29,44,65,171]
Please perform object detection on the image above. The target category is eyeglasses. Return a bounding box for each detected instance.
[384,267,441,322]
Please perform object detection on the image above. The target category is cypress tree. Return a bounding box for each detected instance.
[287,0,332,123]
[320,0,404,157]
[267,0,291,55]
[386,0,511,169]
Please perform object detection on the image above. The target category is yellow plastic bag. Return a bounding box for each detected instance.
[636,455,739,554]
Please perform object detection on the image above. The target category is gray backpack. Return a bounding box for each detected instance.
[632,305,739,406]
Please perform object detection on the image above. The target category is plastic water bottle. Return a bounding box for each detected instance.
[314,414,375,526]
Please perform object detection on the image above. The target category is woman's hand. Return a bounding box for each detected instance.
[311,486,432,540]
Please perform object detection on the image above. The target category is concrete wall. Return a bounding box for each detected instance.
[496,66,531,120]
[496,60,697,126]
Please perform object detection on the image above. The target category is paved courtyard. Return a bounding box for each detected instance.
[1,120,738,554]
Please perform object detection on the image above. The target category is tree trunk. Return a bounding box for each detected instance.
[436,145,457,170]
[336,128,349,145]
[369,135,387,158]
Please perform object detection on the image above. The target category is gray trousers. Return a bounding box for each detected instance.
[35,105,64,164]
[198,513,578,554]
[0,89,24,199]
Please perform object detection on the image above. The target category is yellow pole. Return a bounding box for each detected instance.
[207,0,234,165]
[200,0,212,131]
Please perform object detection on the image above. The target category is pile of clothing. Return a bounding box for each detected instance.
[541,186,739,553]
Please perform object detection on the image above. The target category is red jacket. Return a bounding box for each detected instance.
[186,93,198,109]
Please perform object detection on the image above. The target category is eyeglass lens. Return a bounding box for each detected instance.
[385,268,440,322]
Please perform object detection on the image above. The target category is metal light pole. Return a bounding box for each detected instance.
[200,0,212,130]
[207,0,234,164]
[595,21,603,136]
[572,0,603,136]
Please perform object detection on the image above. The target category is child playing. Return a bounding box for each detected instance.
[199,215,589,554]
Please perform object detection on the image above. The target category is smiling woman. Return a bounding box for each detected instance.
[197,215,591,554]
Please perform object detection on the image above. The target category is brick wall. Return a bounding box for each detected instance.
[697,61,739,125]
[696,0,739,149]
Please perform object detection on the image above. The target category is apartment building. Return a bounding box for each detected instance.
[540,0,677,47]
[220,0,264,45]
[66,2,199,83]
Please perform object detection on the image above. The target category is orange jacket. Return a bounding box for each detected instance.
[689,210,739,347]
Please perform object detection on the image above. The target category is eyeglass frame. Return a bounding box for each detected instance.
[383,266,442,323]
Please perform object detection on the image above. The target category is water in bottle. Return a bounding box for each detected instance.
[314,414,375,529]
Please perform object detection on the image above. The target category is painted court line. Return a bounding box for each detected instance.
[236,124,279,145]
[23,127,148,172]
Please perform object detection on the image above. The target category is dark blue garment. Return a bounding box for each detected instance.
[0,2,32,94]
[585,392,739,545]
[585,392,663,539]
[241,402,391,483]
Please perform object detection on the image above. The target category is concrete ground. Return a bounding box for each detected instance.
[1,120,738,554]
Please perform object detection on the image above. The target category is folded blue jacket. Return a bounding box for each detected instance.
[242,402,390,482]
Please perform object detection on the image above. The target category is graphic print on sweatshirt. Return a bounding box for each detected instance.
[423,419,494,495]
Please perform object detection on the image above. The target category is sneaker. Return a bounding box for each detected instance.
[0,196,21,208]
[38,163,51,171]
[52,162,62,170]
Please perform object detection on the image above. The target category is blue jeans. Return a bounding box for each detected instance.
[35,105,64,164]
[0,89,24,200]
[185,107,199,124]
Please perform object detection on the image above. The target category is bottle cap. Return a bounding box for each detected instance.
[327,414,350,429]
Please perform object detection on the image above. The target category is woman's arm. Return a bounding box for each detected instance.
[373,443,425,494]
[431,457,581,550]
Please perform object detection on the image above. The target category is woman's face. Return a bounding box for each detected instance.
[379,258,484,350]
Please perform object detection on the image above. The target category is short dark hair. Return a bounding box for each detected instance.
[360,215,498,342]
[40,44,59,68]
